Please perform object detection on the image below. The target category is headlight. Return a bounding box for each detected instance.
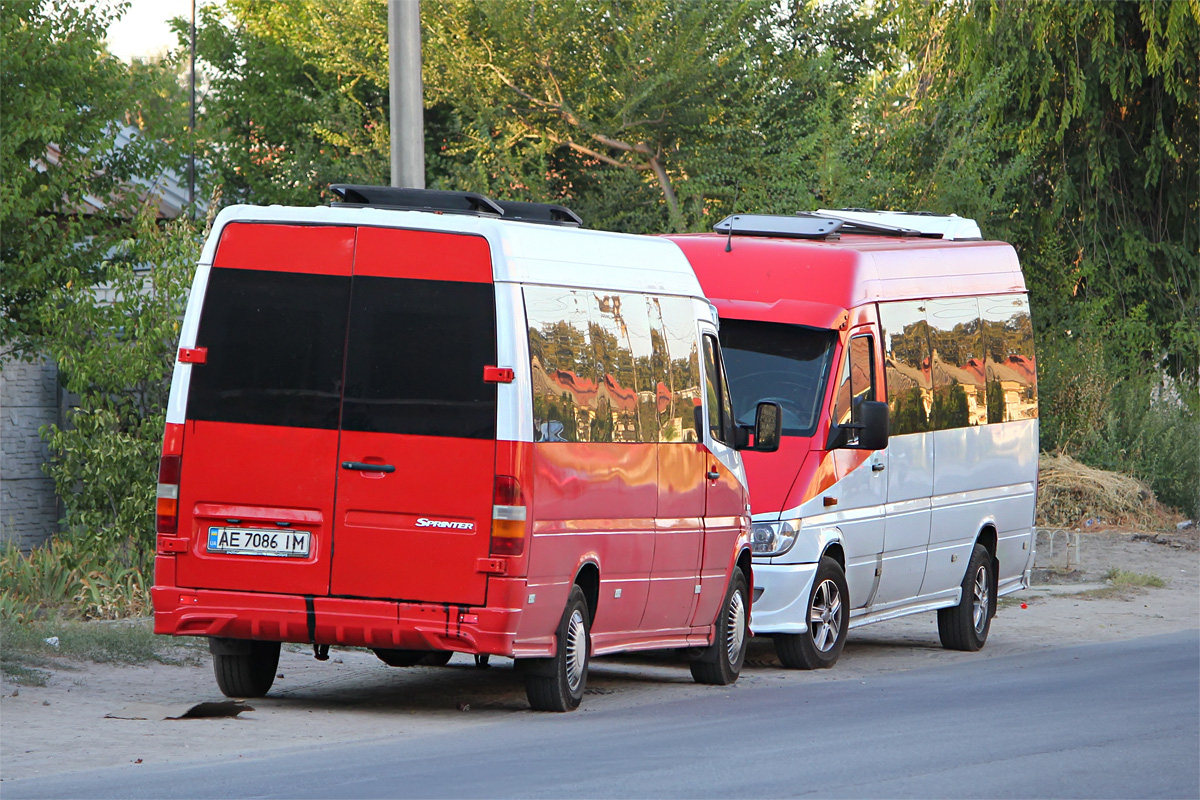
[751,519,801,557]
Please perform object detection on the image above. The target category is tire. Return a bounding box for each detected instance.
[690,569,750,685]
[938,543,994,651]
[373,649,453,667]
[212,640,280,698]
[774,556,848,670]
[522,585,590,711]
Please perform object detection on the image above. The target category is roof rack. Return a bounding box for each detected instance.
[492,199,582,227]
[328,184,584,227]
[815,209,981,240]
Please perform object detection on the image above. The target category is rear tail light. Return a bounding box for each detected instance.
[490,475,527,556]
[156,423,184,535]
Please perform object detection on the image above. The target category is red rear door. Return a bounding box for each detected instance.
[327,227,497,605]
[176,224,354,596]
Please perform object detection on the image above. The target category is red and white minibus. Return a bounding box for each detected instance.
[668,210,1038,668]
[153,186,778,711]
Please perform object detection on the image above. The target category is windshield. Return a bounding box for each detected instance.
[718,319,838,437]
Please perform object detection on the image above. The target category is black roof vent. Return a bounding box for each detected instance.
[492,199,583,227]
[713,213,843,240]
[330,184,504,216]
[329,184,584,227]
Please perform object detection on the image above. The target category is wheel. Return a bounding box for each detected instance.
[938,543,994,651]
[373,649,453,667]
[521,585,590,711]
[212,640,280,698]
[774,556,848,670]
[690,569,749,685]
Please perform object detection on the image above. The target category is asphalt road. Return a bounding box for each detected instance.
[6,630,1197,799]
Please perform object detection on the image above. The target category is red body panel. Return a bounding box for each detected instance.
[174,420,339,596]
[330,432,495,604]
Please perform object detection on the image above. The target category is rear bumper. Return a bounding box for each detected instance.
[152,581,536,658]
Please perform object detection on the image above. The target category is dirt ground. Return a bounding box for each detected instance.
[2,528,1197,784]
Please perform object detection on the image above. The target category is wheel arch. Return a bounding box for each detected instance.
[573,562,600,626]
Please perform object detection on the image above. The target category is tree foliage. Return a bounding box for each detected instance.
[0,0,179,354]
[39,212,200,563]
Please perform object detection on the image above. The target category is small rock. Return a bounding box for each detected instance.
[134,759,143,764]
[1176,520,1194,531]
[10,689,18,697]
[276,673,284,679]
[332,658,343,664]
[44,636,59,647]
[42,700,50,706]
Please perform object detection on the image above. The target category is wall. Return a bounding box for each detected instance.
[0,355,60,549]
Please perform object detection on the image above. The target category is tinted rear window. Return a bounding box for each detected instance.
[719,319,837,437]
[341,276,497,438]
[188,268,350,429]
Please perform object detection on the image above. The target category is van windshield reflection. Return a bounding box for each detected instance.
[719,319,837,437]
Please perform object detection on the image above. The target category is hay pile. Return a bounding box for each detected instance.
[1036,453,1180,531]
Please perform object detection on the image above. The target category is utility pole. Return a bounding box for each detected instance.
[188,0,196,214]
[389,0,425,189]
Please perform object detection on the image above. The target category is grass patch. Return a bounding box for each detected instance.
[1102,568,1167,588]
[0,616,206,685]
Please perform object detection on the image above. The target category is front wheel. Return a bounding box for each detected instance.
[938,543,994,651]
[774,556,848,670]
[522,585,590,711]
[690,569,750,685]
[212,639,280,698]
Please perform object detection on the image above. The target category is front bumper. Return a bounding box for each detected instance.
[749,561,819,635]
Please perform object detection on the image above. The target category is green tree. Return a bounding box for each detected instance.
[39,212,200,565]
[0,0,177,354]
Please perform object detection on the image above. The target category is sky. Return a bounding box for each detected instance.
[104,0,196,62]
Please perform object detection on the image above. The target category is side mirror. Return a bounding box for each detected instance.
[857,400,889,450]
[737,401,781,452]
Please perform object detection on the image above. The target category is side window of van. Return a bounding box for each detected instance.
[833,335,875,438]
[653,297,703,443]
[980,295,1038,423]
[926,298,986,429]
[527,287,594,443]
[880,301,933,435]
[702,334,735,445]
[589,293,643,443]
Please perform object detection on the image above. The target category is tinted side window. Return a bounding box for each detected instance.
[188,268,350,429]
[341,276,497,438]
[655,297,702,443]
[527,286,593,443]
[880,301,933,435]
[927,297,986,429]
[590,293,646,443]
[833,335,875,431]
[702,334,735,445]
[980,294,1038,422]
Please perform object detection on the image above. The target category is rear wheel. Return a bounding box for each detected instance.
[522,585,590,712]
[212,639,280,698]
[690,569,749,685]
[774,556,848,670]
[938,543,993,651]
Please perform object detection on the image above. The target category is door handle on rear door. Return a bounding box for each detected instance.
[871,462,886,472]
[341,461,395,473]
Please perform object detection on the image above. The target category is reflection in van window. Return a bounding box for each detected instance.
[527,287,594,443]
[880,301,933,435]
[927,297,985,429]
[341,276,497,439]
[654,297,702,443]
[188,268,350,430]
[980,295,1038,423]
[719,320,837,438]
